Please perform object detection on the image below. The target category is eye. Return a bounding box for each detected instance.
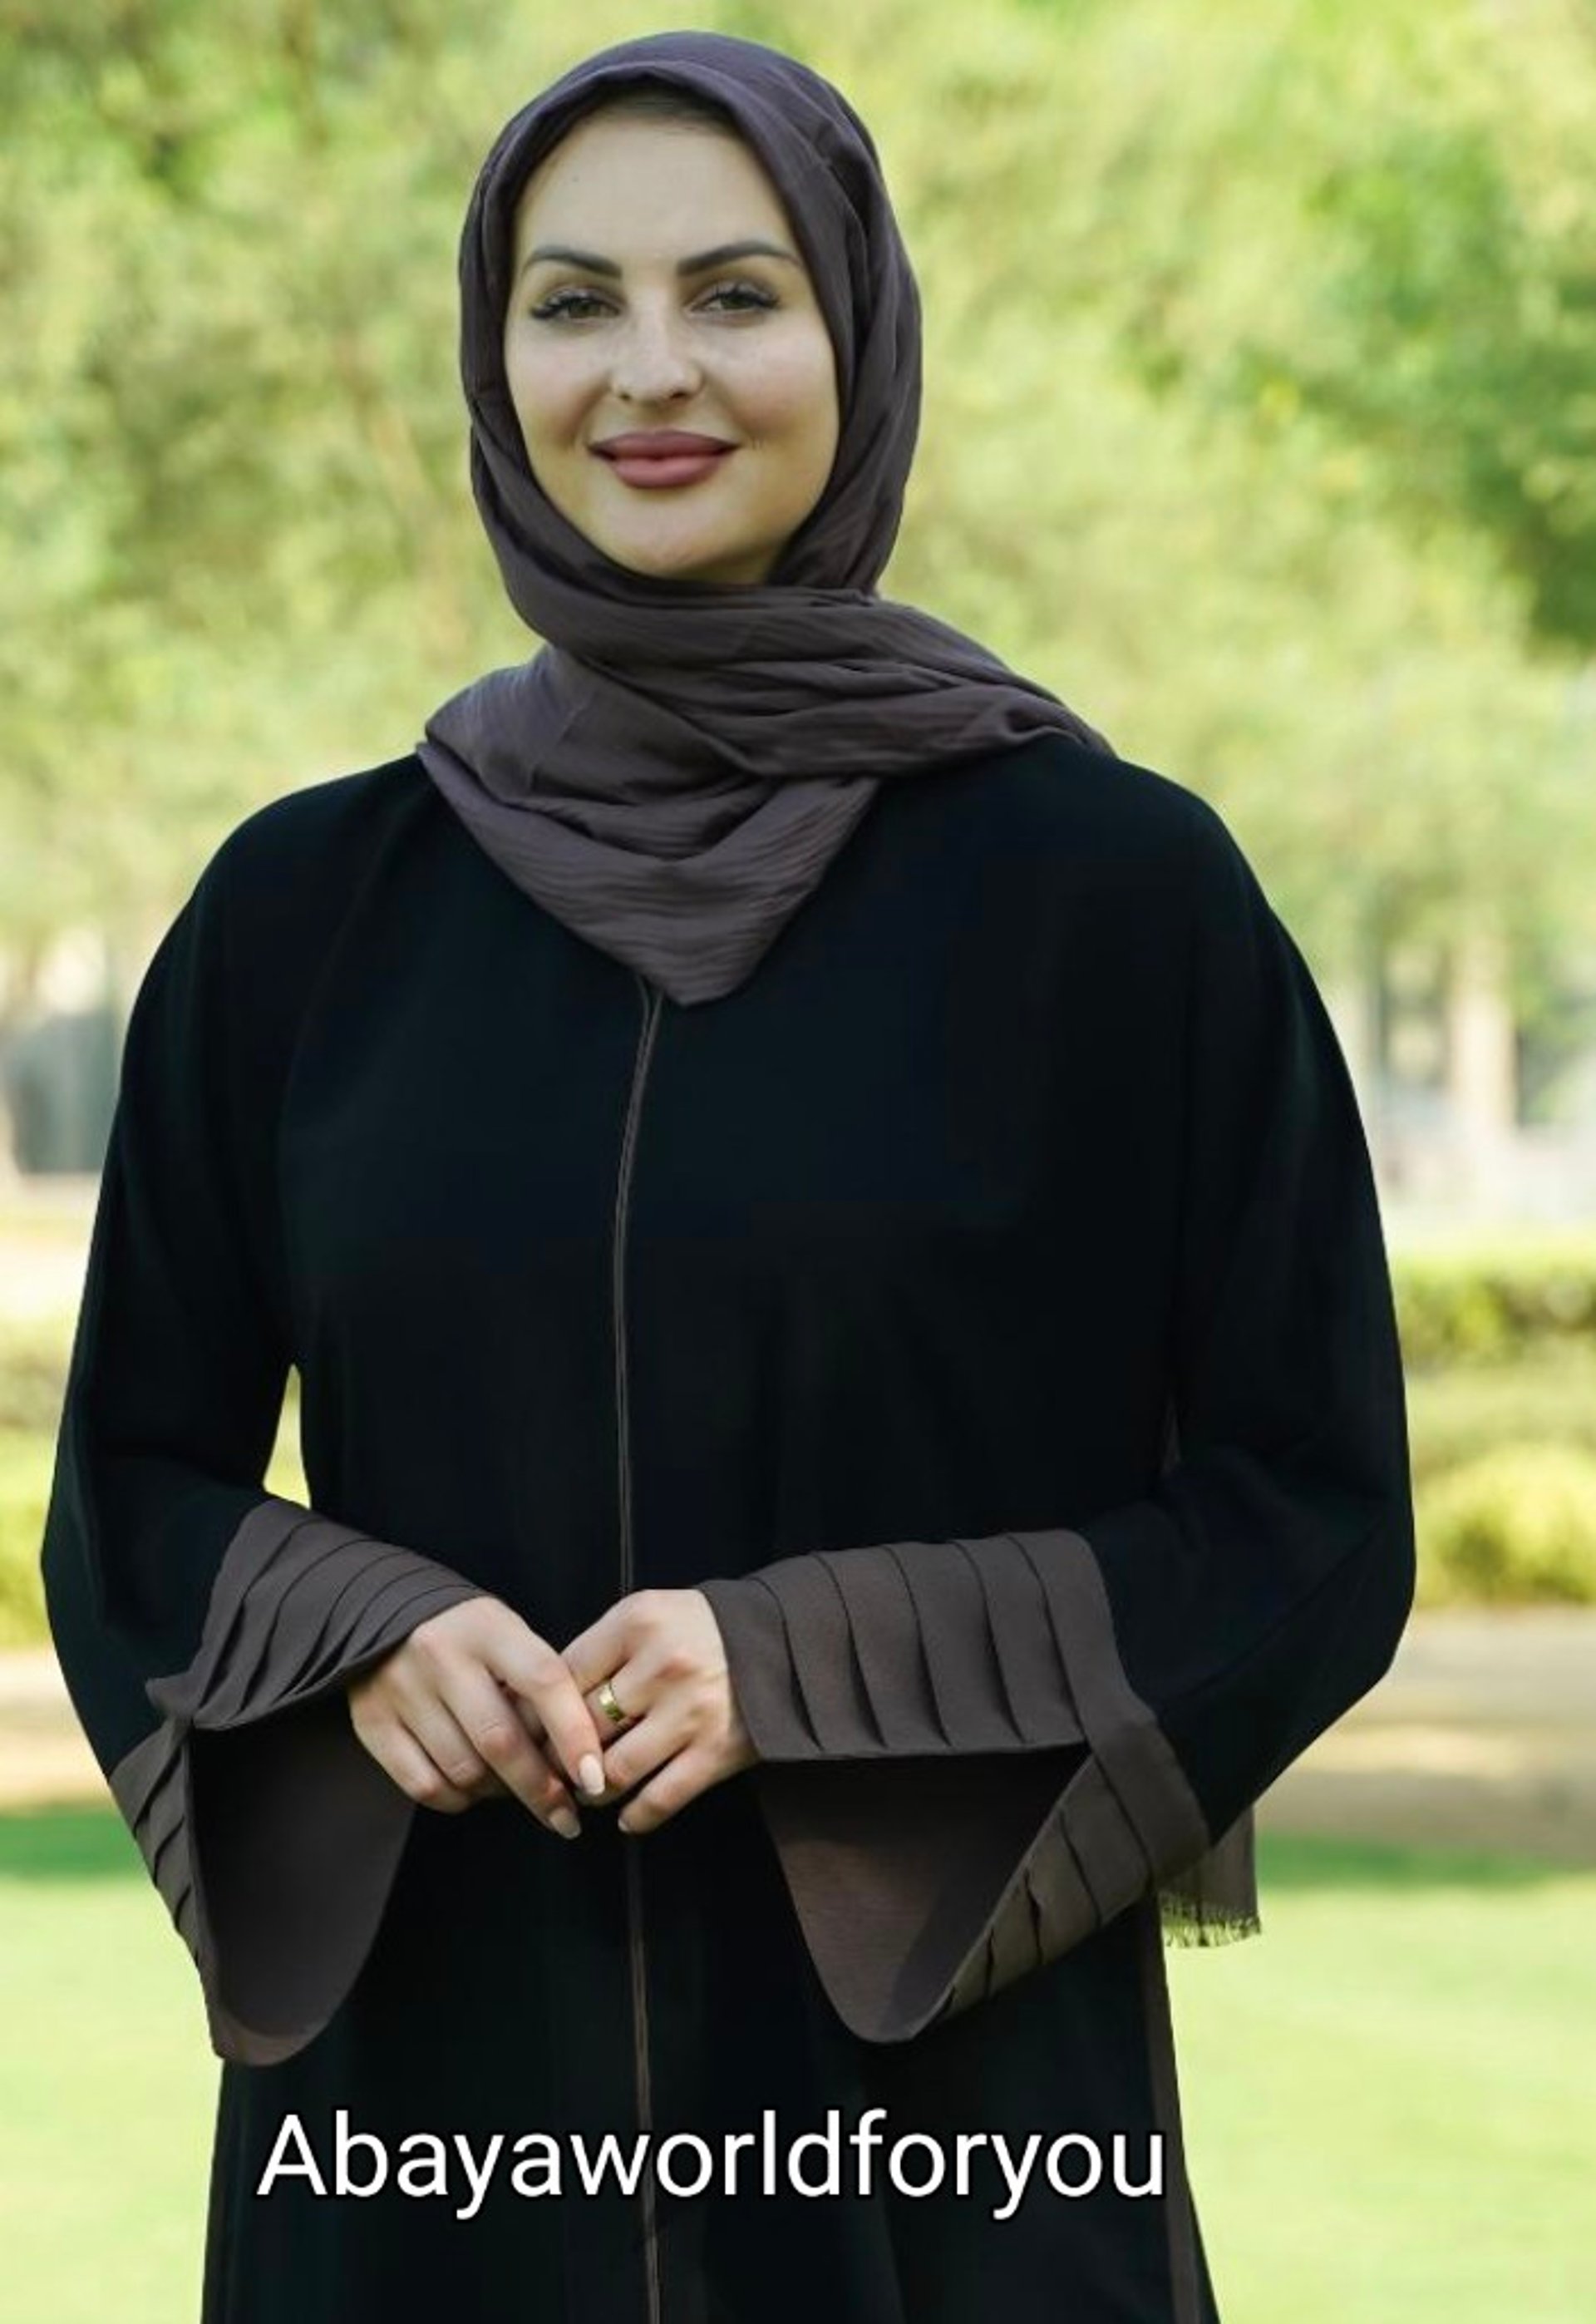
[528,279,779,323]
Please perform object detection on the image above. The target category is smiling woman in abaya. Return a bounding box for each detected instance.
[42,28,1416,2324]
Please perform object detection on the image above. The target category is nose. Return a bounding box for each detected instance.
[608,301,703,402]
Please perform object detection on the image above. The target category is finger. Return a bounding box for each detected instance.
[348,1695,475,1812]
[377,1725,480,1815]
[598,1700,689,1803]
[500,1675,547,1739]
[441,1667,584,1833]
[488,1631,609,1802]
[400,1699,500,1799]
[585,1661,646,1744]
[615,1744,716,1837]
[558,1603,634,1700]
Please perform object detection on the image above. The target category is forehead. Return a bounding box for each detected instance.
[510,112,789,255]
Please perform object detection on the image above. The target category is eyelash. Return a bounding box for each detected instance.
[528,280,779,323]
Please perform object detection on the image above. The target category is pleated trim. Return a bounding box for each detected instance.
[701,1534,1087,1762]
[701,1523,1252,2044]
[145,1497,484,1731]
[107,1493,485,2066]
[107,1720,200,1961]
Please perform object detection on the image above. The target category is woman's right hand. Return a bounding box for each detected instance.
[346,1596,609,1835]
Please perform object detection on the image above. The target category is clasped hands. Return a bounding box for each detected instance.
[347,1588,758,1839]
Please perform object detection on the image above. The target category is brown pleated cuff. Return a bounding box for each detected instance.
[106,1494,486,2066]
[699,1526,1223,2044]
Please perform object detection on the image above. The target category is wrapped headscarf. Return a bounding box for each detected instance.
[416,27,1119,1007]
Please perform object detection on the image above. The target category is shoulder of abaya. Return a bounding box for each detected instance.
[943,728,1233,880]
[196,752,431,905]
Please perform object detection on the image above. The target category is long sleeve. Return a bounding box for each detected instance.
[698,793,1415,2045]
[40,831,486,2066]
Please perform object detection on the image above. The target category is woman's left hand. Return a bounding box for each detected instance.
[559,1589,759,1833]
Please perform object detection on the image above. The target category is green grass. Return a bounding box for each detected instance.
[0,1818,1589,2320]
[0,1807,217,2322]
[1168,1836,1594,2322]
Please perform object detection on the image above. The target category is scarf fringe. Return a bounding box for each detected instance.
[1158,1892,1264,1949]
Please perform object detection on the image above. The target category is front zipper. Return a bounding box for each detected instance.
[613,969,665,2324]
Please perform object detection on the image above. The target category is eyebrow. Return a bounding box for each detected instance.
[518,238,801,281]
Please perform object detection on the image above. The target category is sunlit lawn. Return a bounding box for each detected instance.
[1169,1835,1594,2322]
[0,1806,218,2323]
[1,1813,1591,2322]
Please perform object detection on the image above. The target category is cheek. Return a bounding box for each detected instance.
[502,336,590,442]
[742,343,839,443]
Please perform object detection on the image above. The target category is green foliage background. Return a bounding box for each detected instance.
[3,0,1596,1028]
[6,20,1594,2313]
[7,0,1596,1613]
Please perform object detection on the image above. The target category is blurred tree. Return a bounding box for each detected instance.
[0,0,1590,1031]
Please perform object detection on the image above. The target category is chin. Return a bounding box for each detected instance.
[603,535,763,586]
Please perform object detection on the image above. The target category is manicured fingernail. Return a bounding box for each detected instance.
[617,1813,635,1835]
[551,1808,582,1839]
[579,1755,605,1798]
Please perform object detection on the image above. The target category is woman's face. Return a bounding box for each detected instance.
[502,111,841,587]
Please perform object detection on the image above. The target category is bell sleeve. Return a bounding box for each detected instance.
[697,794,1416,2045]
[39,836,486,2067]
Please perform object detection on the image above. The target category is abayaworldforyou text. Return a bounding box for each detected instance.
[255,2108,1168,2223]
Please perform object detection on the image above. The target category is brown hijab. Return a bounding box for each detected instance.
[416,27,1117,1007]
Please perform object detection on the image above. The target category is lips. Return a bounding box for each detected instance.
[596,442,737,490]
[594,431,735,458]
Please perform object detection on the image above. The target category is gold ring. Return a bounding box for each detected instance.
[596,1678,628,1727]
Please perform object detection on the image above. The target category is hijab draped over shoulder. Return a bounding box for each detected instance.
[416,27,1117,1006]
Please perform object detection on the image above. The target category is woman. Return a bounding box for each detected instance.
[42,28,1415,2324]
